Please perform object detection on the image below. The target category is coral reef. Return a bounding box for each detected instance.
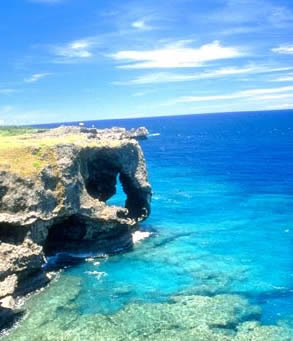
[3,273,293,341]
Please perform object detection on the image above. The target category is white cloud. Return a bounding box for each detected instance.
[110,40,243,69]
[219,26,259,35]
[24,73,51,83]
[253,93,293,101]
[273,74,293,82]
[131,20,153,31]
[241,86,293,96]
[267,103,293,109]
[132,20,145,29]
[167,86,293,104]
[115,65,293,85]
[50,38,97,62]
[272,45,293,54]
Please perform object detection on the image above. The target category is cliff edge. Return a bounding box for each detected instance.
[0,126,151,330]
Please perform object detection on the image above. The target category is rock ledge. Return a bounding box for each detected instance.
[0,126,151,331]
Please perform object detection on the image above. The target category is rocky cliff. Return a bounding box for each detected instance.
[0,126,151,330]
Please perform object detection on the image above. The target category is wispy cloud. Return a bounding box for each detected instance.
[24,73,52,83]
[131,19,154,31]
[273,73,293,82]
[110,40,243,69]
[166,86,293,104]
[254,93,293,101]
[272,44,293,54]
[0,89,17,95]
[115,65,293,85]
[50,38,98,63]
[267,103,293,109]
[219,26,260,36]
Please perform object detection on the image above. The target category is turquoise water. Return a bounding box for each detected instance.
[3,110,293,340]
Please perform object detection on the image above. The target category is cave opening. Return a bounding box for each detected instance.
[82,156,130,211]
[83,158,119,202]
[43,214,134,265]
[81,153,148,220]
[44,215,87,255]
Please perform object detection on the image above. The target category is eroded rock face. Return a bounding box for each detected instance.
[0,126,151,330]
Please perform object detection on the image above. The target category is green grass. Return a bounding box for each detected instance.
[0,127,126,178]
[0,128,55,177]
[0,126,40,137]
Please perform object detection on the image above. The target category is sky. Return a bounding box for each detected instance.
[1,0,293,125]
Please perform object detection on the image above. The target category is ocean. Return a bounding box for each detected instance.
[2,110,293,340]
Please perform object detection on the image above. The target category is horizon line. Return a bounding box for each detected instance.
[1,108,293,128]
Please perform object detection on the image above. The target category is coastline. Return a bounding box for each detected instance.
[0,126,152,333]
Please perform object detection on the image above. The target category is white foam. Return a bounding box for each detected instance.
[132,230,152,244]
[85,257,95,262]
[86,271,107,280]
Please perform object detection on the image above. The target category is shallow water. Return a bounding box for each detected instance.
[3,110,293,340]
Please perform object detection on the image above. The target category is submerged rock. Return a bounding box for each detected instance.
[3,275,293,341]
[0,126,151,330]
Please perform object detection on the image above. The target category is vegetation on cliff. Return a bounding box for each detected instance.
[0,126,151,332]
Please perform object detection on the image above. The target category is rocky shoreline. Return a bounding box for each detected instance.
[0,126,151,331]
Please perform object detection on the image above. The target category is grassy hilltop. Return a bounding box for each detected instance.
[0,127,83,178]
[0,127,51,177]
[0,126,129,178]
[0,126,39,137]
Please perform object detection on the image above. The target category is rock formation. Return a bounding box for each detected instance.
[4,272,293,341]
[0,126,151,331]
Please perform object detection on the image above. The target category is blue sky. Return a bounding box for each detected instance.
[1,0,293,124]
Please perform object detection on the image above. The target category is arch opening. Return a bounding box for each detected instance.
[106,174,127,208]
[84,158,119,202]
[81,153,149,220]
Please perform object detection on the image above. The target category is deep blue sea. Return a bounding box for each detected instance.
[3,110,293,340]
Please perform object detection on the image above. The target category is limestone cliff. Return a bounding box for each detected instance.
[0,126,151,330]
